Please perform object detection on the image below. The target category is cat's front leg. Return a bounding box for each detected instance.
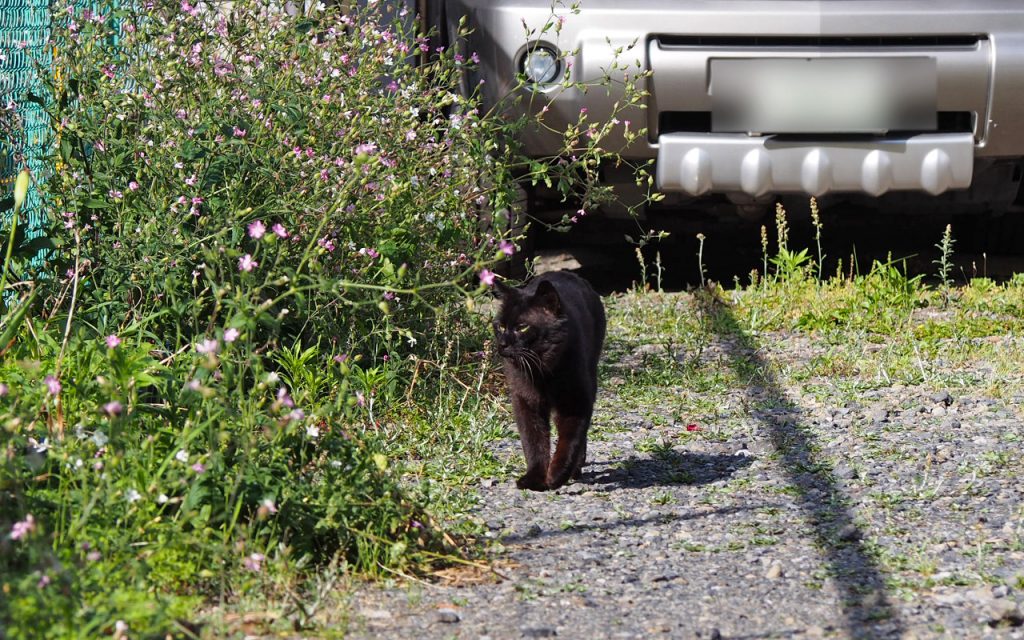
[547,414,589,489]
[512,394,551,491]
[570,439,587,481]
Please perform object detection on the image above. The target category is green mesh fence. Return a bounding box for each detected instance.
[1,0,50,239]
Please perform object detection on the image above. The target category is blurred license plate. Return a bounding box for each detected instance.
[711,57,936,134]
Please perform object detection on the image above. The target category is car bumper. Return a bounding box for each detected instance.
[449,0,1024,196]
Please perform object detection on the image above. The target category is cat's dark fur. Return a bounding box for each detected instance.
[493,271,606,491]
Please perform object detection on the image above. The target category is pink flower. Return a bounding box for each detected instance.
[685,424,701,432]
[271,223,288,238]
[247,220,265,239]
[276,388,294,408]
[479,269,496,286]
[499,240,515,256]
[354,142,377,156]
[104,401,123,416]
[243,552,265,572]
[195,338,220,354]
[9,514,35,540]
[128,181,139,191]
[184,174,197,186]
[238,254,258,272]
[37,574,51,589]
[233,126,246,138]
[0,383,8,397]
[259,498,278,514]
[223,327,240,343]
[105,334,121,349]
[191,462,206,474]
[44,376,61,395]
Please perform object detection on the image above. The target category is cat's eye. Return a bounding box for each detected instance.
[515,324,530,333]
[495,323,505,332]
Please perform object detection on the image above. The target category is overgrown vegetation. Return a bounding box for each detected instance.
[2,0,1021,633]
[0,0,646,635]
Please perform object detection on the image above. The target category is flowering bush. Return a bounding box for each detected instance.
[0,0,646,634]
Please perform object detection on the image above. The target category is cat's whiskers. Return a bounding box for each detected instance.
[516,352,537,384]
[523,349,548,375]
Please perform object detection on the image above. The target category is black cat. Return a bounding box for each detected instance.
[493,271,606,491]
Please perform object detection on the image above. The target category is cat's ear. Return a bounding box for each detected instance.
[534,280,562,315]
[492,277,517,299]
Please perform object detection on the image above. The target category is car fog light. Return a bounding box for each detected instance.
[521,46,560,85]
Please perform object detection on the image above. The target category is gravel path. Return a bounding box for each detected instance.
[350,293,1024,640]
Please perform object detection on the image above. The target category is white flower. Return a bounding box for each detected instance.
[157,494,169,504]
[175,449,189,463]
[306,425,320,439]
[125,489,142,503]
[91,431,109,448]
[28,437,50,454]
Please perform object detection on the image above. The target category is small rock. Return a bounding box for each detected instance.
[985,599,1023,626]
[968,586,996,604]
[481,478,496,488]
[765,562,783,579]
[868,406,889,422]
[833,464,858,480]
[933,591,965,607]
[930,391,953,406]
[436,608,460,624]
[359,608,392,621]
[837,524,861,542]
[525,524,542,538]
[522,628,558,638]
[993,585,1010,599]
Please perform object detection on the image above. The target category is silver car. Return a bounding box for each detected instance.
[439,0,1024,220]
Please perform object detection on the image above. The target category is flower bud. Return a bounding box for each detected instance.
[13,169,29,212]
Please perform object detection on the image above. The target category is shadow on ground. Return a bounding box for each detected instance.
[694,287,903,639]
[501,502,772,544]
[583,451,754,490]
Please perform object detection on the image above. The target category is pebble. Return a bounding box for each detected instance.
[764,562,783,580]
[435,608,460,624]
[521,628,558,638]
[836,523,861,542]
[930,390,954,406]
[984,599,1023,626]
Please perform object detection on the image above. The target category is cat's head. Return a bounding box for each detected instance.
[492,279,568,368]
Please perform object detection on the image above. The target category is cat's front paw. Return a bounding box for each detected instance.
[516,472,548,491]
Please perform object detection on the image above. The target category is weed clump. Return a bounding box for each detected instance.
[0,0,645,633]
